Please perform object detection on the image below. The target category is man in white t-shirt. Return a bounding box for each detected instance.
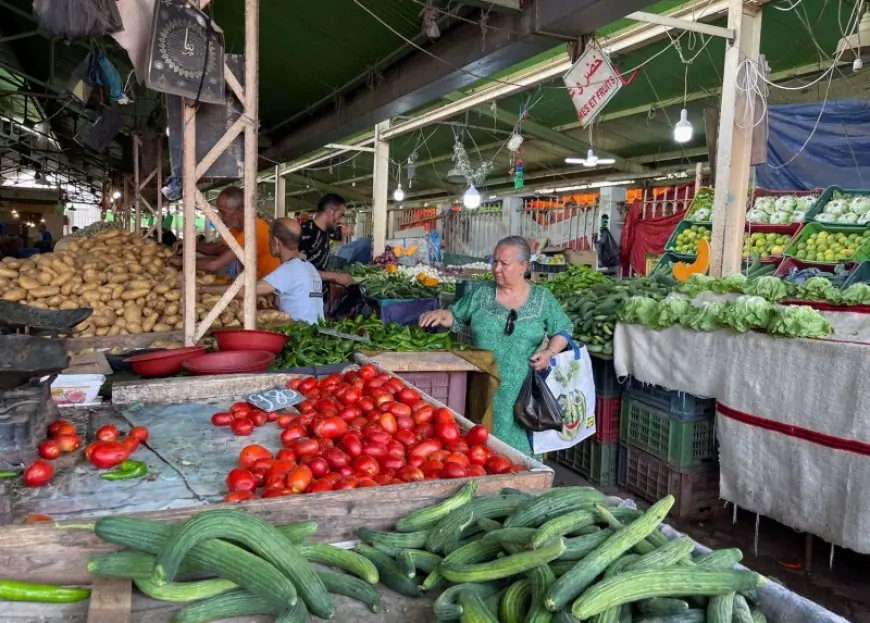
[198,218,324,324]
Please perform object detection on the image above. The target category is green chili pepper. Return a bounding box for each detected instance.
[100,460,148,481]
[0,579,91,603]
[0,471,18,479]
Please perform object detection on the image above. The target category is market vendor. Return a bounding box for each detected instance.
[419,235,572,455]
[199,218,324,324]
[167,187,280,280]
[300,193,355,289]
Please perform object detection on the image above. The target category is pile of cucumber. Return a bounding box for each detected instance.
[560,277,675,356]
[359,482,768,623]
[88,510,383,622]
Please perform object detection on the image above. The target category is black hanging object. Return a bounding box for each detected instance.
[33,0,122,40]
[514,366,564,433]
[598,226,620,268]
[146,0,225,104]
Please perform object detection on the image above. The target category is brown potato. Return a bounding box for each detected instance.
[162,314,181,326]
[95,327,110,337]
[52,272,74,287]
[37,271,54,286]
[2,288,25,301]
[153,323,173,333]
[18,275,41,290]
[121,288,150,301]
[59,300,79,310]
[142,312,159,333]
[29,286,59,299]
[124,306,143,324]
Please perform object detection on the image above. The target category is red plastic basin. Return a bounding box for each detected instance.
[181,350,276,376]
[214,329,289,354]
[126,346,208,378]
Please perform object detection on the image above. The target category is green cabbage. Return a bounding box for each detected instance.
[718,296,773,333]
[839,283,870,306]
[677,274,717,297]
[650,297,692,329]
[795,276,835,301]
[712,273,748,294]
[618,296,660,325]
[766,305,833,338]
[743,276,789,302]
[679,302,724,332]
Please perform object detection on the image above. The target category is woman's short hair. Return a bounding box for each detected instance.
[495,236,531,263]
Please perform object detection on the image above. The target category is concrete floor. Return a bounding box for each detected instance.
[549,460,870,623]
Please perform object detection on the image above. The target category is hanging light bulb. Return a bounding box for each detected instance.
[674,108,693,143]
[393,184,405,202]
[112,190,122,200]
[463,184,481,209]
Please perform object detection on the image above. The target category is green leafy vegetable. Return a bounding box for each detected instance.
[743,276,789,302]
[679,302,724,332]
[795,276,835,301]
[715,274,748,294]
[677,274,717,297]
[766,305,833,338]
[617,296,659,325]
[839,283,870,306]
[650,297,692,329]
[718,296,773,333]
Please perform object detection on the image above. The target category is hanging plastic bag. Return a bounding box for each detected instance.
[33,0,123,40]
[598,226,620,268]
[514,365,564,432]
[529,339,596,455]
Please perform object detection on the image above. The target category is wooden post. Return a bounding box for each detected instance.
[694,162,703,194]
[709,0,763,277]
[182,102,198,346]
[274,165,286,218]
[242,0,260,330]
[132,136,141,235]
[156,138,163,243]
[372,120,390,257]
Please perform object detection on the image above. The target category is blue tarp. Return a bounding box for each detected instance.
[755,99,870,191]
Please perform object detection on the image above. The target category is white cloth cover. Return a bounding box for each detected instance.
[614,322,870,553]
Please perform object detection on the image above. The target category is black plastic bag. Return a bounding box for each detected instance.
[513,366,564,432]
[33,0,122,39]
[598,226,620,268]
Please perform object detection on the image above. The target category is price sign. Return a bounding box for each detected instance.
[563,43,623,129]
[246,387,302,412]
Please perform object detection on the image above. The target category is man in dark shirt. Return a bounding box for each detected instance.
[301,193,354,287]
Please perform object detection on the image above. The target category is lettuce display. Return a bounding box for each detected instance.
[816,192,870,225]
[746,194,815,225]
[718,296,773,333]
[686,187,714,221]
[617,296,659,325]
[743,276,789,302]
[650,296,692,329]
[679,301,725,332]
[766,305,833,338]
[793,276,836,301]
[839,283,870,305]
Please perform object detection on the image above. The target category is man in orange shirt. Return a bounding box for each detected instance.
[167,187,279,279]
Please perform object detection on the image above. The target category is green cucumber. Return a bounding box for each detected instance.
[595,505,666,556]
[133,576,236,603]
[546,496,675,611]
[151,510,331,619]
[694,549,742,569]
[477,518,504,533]
[635,610,705,623]
[88,551,186,580]
[560,529,614,561]
[358,527,429,550]
[751,610,767,623]
[595,607,622,623]
[604,554,641,578]
[317,570,383,613]
[457,589,499,623]
[276,521,320,543]
[400,549,442,574]
[434,583,502,621]
[706,592,734,623]
[171,589,278,623]
[506,487,605,528]
[627,537,695,571]
[731,594,753,623]
[356,543,421,597]
[396,480,477,532]
[571,569,764,620]
[427,494,526,553]
[480,527,536,547]
[440,538,566,583]
[396,550,416,579]
[637,598,690,616]
[498,579,532,623]
[297,542,378,584]
[527,561,558,623]
[532,509,596,548]
[420,539,503,591]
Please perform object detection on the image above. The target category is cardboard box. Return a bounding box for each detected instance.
[566,249,597,266]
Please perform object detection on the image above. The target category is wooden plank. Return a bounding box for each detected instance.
[87,576,131,623]
[0,471,551,585]
[364,350,481,372]
[61,331,183,353]
[112,372,300,405]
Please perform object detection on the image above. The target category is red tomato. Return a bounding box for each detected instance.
[372,394,393,409]
[359,364,377,380]
[285,378,302,390]
[275,448,296,462]
[88,442,130,469]
[436,422,460,445]
[224,490,254,503]
[338,465,354,477]
[408,455,424,468]
[353,455,380,477]
[340,434,363,458]
[337,407,359,423]
[55,434,82,453]
[262,488,294,498]
[420,459,444,472]
[231,407,250,419]
[412,404,434,426]
[386,440,405,457]
[467,464,487,477]
[276,414,294,429]
[398,388,421,405]
[316,399,338,413]
[248,411,267,427]
[22,459,52,487]
[393,414,413,431]
[361,425,389,444]
[292,437,320,457]
[442,462,467,479]
[385,378,406,395]
[486,455,512,475]
[281,425,307,447]
[324,447,350,469]
[448,440,469,454]
[297,399,315,413]
[95,425,119,442]
[239,444,273,470]
[298,378,317,393]
[429,449,450,462]
[357,478,379,488]
[388,402,412,418]
[466,424,489,446]
[47,419,74,438]
[416,423,435,440]
[313,416,348,440]
[307,456,330,478]
[226,468,257,493]
[380,456,405,471]
[308,479,335,493]
[373,473,393,485]
[508,464,525,473]
[230,401,249,413]
[340,388,361,405]
[468,445,489,466]
[128,426,149,442]
[434,408,455,426]
[444,453,470,468]
[297,413,316,432]
[393,429,417,448]
[38,440,61,460]
[356,396,376,413]
[377,413,398,435]
[397,466,425,482]
[286,465,313,493]
[267,459,297,482]
[361,443,387,459]
[335,477,359,490]
[230,418,254,436]
[409,439,442,460]
[320,373,342,388]
[211,412,233,426]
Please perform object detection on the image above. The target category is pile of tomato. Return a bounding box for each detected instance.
[214,363,525,501]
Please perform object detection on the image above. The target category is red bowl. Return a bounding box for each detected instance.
[214,329,289,354]
[126,346,208,378]
[181,350,276,376]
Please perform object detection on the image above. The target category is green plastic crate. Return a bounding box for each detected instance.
[783,222,870,265]
[844,261,870,288]
[664,221,711,259]
[555,440,619,486]
[620,397,717,470]
[805,186,870,229]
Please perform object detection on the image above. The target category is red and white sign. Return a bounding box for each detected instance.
[563,44,623,128]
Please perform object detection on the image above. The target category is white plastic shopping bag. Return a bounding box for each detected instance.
[530,341,596,454]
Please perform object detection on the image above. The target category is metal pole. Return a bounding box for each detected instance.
[242,0,260,329]
[133,135,141,235]
[372,120,390,257]
[157,139,163,243]
[182,101,198,345]
[274,165,286,218]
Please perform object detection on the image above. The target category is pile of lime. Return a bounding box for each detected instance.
[742,232,791,259]
[672,225,711,255]
[793,230,870,263]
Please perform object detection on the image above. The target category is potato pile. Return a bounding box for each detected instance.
[0,229,288,337]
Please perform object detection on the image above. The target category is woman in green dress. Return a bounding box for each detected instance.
[420,236,573,455]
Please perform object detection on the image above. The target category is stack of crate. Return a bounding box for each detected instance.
[553,355,623,486]
[617,378,720,519]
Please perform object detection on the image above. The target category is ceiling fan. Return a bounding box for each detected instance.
[565,149,615,168]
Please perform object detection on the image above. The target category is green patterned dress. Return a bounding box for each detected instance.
[450,283,573,455]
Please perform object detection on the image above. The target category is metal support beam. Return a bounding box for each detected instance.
[462,0,521,11]
[284,172,370,203]
[274,165,286,218]
[627,11,733,40]
[710,0,762,277]
[264,0,656,162]
[372,121,390,257]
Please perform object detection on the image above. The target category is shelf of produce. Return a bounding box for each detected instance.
[775,257,858,279]
[805,185,870,228]
[664,221,710,259]
[0,369,551,586]
[783,222,870,264]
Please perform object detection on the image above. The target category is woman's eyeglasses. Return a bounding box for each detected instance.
[504,309,517,336]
